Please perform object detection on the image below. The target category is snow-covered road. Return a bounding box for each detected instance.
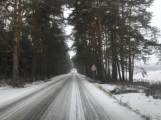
[0,74,144,120]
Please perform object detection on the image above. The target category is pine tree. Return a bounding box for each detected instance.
[70,0,159,83]
[0,0,72,86]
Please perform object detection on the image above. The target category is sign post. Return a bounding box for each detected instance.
[91,64,97,80]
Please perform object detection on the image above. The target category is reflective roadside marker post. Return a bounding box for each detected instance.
[91,64,97,80]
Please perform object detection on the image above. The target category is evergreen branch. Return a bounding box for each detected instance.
[4,5,11,13]
[22,0,44,19]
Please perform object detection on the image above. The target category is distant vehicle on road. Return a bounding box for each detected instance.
[71,68,77,74]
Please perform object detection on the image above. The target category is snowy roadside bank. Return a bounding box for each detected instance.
[0,74,68,107]
[78,75,144,120]
[81,71,161,120]
[94,83,161,120]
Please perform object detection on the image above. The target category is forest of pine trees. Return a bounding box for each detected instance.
[69,0,159,83]
[0,0,72,87]
[0,0,159,86]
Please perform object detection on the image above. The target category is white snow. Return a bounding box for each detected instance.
[95,83,117,91]
[0,74,68,107]
[93,71,161,120]
[133,71,161,83]
[69,75,85,120]
[78,75,144,120]
[114,93,161,120]
[0,73,160,120]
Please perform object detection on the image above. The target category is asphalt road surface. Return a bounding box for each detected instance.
[0,74,144,120]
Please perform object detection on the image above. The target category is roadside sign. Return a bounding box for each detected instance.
[91,64,97,71]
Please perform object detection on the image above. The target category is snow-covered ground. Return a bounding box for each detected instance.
[115,93,161,120]
[76,75,144,120]
[133,70,161,83]
[0,73,160,120]
[94,70,161,120]
[0,74,68,107]
[95,83,161,120]
[0,74,144,120]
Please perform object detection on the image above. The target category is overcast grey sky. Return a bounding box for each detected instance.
[150,0,161,26]
[147,0,161,65]
[149,0,161,41]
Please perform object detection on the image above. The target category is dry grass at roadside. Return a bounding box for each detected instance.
[145,82,161,99]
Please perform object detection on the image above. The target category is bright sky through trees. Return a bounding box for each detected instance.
[148,0,161,40]
[147,0,161,64]
[64,8,74,58]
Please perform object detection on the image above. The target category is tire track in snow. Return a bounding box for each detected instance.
[23,76,71,120]
[69,75,85,120]
[1,75,72,120]
[41,75,73,120]
[76,75,113,120]
[76,75,144,120]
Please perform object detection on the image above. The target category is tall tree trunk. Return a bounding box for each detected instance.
[5,49,7,79]
[31,10,37,81]
[0,48,4,77]
[12,0,22,86]
[94,15,106,83]
[129,43,132,82]
[44,46,48,79]
[120,0,125,81]
[117,59,122,81]
[128,9,132,83]
[13,31,19,86]
[111,0,119,81]
[85,63,89,77]
[31,42,37,81]
[131,54,135,82]
[107,50,111,79]
[41,45,46,79]
[90,26,97,79]
[126,56,128,80]
[111,32,117,81]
